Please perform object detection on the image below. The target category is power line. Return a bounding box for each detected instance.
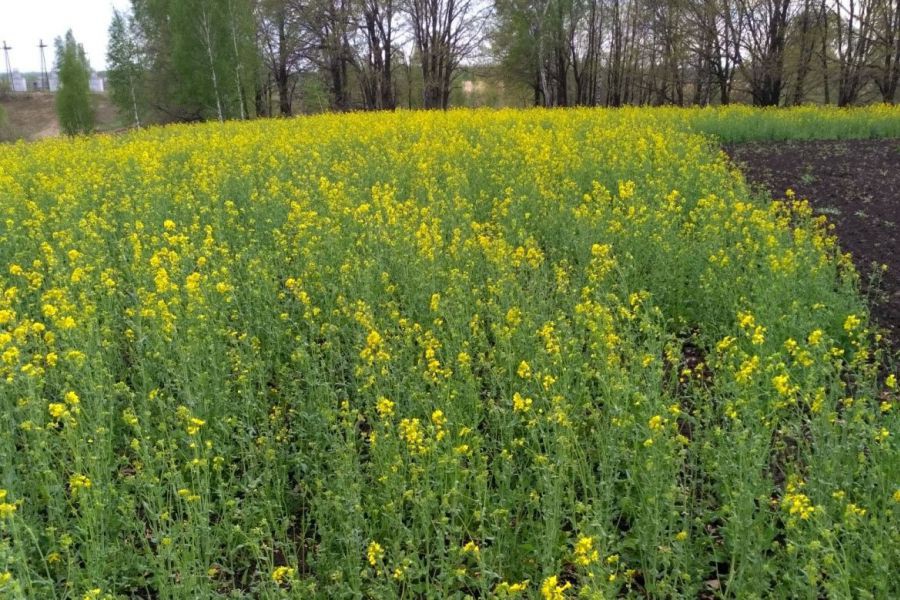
[38,39,49,91]
[2,41,12,86]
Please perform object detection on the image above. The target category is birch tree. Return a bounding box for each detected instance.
[107,9,146,127]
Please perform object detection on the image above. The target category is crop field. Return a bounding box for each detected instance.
[0,107,898,598]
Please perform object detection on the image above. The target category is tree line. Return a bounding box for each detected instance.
[494,0,900,108]
[97,0,898,125]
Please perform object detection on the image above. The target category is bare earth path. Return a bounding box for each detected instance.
[1,92,119,141]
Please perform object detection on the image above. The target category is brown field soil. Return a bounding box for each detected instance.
[726,139,900,351]
[1,91,122,141]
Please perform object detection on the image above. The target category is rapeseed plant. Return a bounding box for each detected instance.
[0,106,896,598]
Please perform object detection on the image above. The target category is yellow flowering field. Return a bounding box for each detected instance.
[0,107,898,598]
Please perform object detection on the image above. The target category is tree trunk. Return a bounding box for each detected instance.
[821,0,831,103]
[793,1,814,105]
[129,74,141,128]
[228,0,247,119]
[200,4,224,121]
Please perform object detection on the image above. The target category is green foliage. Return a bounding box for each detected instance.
[55,30,95,136]
[107,9,147,127]
[683,104,900,141]
[128,0,258,122]
[0,104,10,143]
[492,0,542,92]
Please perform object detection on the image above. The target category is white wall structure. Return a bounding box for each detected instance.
[48,71,59,92]
[11,70,26,92]
[89,72,104,93]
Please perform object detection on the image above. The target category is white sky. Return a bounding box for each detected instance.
[0,0,130,73]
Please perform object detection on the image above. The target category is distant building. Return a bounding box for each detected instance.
[44,71,104,93]
[11,70,26,92]
[89,72,104,93]
[463,80,487,95]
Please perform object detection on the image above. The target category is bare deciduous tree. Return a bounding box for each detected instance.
[359,0,398,108]
[731,0,793,106]
[872,0,900,101]
[258,0,307,115]
[833,0,876,105]
[405,0,488,108]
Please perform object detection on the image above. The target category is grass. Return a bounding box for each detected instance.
[682,104,900,142]
[0,107,898,598]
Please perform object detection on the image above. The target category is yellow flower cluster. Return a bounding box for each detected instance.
[68,474,91,496]
[541,575,572,600]
[271,565,295,584]
[574,535,600,566]
[0,489,17,519]
[367,541,384,566]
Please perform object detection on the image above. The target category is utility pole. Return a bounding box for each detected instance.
[2,41,12,87]
[38,39,49,91]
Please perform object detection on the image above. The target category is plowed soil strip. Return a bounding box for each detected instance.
[726,139,900,350]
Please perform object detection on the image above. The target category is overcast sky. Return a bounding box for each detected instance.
[0,0,130,73]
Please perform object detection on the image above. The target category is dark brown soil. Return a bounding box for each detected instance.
[725,139,900,352]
